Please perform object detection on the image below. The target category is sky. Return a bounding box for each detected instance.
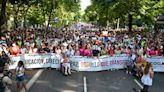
[80,0,91,12]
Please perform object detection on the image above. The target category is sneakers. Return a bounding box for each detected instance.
[68,70,71,75]
[65,72,68,75]
[129,72,132,75]
[65,69,71,75]
[133,88,141,92]
[126,71,128,74]
[68,72,71,75]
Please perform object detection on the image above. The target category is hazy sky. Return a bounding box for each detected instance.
[80,0,91,12]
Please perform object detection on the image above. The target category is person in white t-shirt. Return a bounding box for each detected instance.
[131,53,136,61]
[61,46,68,55]
[56,46,62,55]
[20,45,27,54]
[67,47,75,57]
[16,61,27,92]
[61,54,71,75]
[141,62,154,92]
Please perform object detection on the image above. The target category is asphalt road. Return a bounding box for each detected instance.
[10,69,164,92]
[10,69,38,92]
[29,69,84,92]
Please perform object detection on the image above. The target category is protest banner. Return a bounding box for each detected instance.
[70,54,128,71]
[146,56,164,72]
[9,54,164,72]
[9,53,61,69]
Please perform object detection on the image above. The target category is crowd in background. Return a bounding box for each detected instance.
[0,28,162,92]
[0,28,163,58]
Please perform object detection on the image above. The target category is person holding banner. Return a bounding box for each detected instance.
[126,53,133,74]
[92,45,100,57]
[61,54,71,75]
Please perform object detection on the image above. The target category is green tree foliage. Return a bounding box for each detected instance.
[0,0,81,30]
[84,0,164,30]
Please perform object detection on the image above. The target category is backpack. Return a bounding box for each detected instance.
[0,76,6,92]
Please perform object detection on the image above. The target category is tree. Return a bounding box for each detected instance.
[84,0,164,31]
[27,6,45,27]
[0,0,7,30]
[8,0,40,28]
[1,0,81,29]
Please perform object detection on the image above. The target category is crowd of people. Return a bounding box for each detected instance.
[0,28,163,58]
[0,28,163,92]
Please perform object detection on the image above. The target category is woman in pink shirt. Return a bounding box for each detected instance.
[83,45,92,57]
[149,47,156,56]
[79,45,85,56]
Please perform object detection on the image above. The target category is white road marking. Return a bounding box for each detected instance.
[21,69,44,92]
[83,76,87,92]
[134,79,143,89]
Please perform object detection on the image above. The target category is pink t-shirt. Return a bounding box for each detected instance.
[84,49,89,56]
[79,47,85,56]
[84,49,92,57]
[149,49,156,56]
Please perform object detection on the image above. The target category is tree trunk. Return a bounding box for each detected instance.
[46,0,54,31]
[23,15,26,28]
[13,4,21,28]
[23,5,30,28]
[14,16,18,28]
[128,14,132,32]
[23,6,26,28]
[117,18,120,29]
[0,0,7,30]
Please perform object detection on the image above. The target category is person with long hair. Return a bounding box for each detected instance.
[141,62,154,92]
[15,61,27,92]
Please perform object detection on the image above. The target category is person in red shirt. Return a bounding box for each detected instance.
[10,43,20,55]
[108,46,115,55]
[157,47,161,56]
[137,55,142,63]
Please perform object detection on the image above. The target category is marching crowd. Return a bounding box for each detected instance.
[0,28,163,57]
[0,28,163,92]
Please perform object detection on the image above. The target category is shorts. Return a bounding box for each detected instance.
[127,65,132,71]
[16,75,26,84]
[62,63,70,68]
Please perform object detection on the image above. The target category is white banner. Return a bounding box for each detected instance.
[146,56,164,72]
[70,55,128,71]
[9,53,62,69]
[9,54,164,72]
